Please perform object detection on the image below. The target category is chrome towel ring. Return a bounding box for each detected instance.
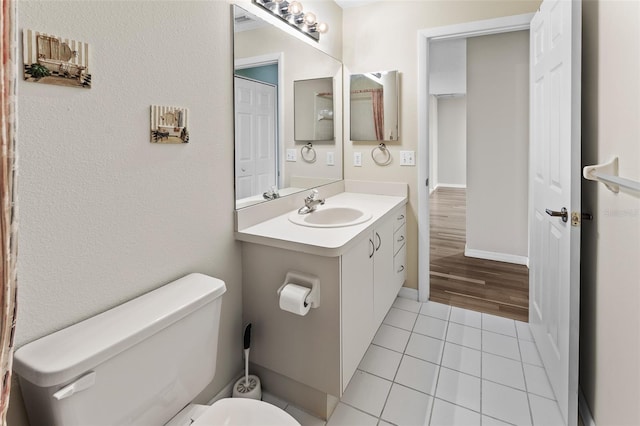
[371,143,392,166]
[301,143,317,163]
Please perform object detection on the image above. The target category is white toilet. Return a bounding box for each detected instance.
[13,273,299,426]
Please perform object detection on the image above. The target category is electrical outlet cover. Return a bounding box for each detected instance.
[354,152,362,167]
[286,149,297,162]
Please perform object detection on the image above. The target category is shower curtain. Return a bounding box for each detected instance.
[371,88,384,141]
[0,0,18,424]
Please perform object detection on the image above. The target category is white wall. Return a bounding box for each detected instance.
[466,31,529,259]
[580,1,640,424]
[429,38,467,95]
[436,96,466,187]
[10,1,243,424]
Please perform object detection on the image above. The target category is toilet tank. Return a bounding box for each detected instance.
[13,273,226,426]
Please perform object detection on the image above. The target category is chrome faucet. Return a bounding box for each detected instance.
[298,189,325,214]
[263,186,280,200]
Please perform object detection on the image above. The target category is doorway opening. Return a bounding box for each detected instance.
[427,31,530,322]
[417,14,534,313]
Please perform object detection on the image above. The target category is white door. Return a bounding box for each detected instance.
[234,76,277,199]
[529,1,581,425]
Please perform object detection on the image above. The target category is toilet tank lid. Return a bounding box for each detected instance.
[13,273,226,387]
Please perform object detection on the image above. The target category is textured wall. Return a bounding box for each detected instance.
[436,96,466,187]
[580,1,640,424]
[11,1,242,423]
[466,31,529,258]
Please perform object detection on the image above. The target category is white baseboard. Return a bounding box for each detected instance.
[579,387,596,426]
[434,183,467,189]
[398,287,419,300]
[464,245,528,266]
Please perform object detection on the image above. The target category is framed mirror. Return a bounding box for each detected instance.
[350,70,399,142]
[233,6,343,209]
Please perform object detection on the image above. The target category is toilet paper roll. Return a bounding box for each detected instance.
[279,284,311,316]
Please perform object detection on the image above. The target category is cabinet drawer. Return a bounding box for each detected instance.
[393,246,407,289]
[393,224,406,255]
[393,207,406,232]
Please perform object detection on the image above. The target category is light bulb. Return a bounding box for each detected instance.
[304,12,316,25]
[316,22,329,34]
[289,1,303,15]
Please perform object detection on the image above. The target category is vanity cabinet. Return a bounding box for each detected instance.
[236,191,407,419]
[340,205,407,391]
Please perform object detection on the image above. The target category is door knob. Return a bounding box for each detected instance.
[545,207,568,222]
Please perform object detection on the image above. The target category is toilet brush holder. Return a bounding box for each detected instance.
[232,374,262,400]
[233,324,262,400]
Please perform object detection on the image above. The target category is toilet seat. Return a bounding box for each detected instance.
[192,398,300,426]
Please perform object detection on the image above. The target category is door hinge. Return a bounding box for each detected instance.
[426,178,429,187]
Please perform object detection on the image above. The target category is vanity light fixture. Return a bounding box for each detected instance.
[252,0,329,42]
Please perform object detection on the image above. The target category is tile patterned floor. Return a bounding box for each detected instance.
[266,296,564,426]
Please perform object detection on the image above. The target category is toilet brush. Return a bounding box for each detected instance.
[232,323,262,400]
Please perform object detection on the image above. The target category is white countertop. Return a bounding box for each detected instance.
[235,192,407,257]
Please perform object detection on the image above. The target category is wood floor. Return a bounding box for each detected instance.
[429,187,529,322]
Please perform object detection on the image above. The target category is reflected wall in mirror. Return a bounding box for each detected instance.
[350,70,399,142]
[233,5,343,210]
[294,78,334,141]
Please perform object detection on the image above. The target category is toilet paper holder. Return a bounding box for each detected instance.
[277,271,320,309]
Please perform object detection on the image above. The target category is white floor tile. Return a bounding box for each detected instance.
[394,355,439,396]
[523,364,555,399]
[482,380,532,426]
[515,321,534,341]
[262,391,288,410]
[519,339,543,366]
[372,324,411,353]
[358,344,402,381]
[441,342,481,377]
[430,398,481,426]
[420,301,451,320]
[340,371,392,417]
[481,415,514,426]
[285,405,326,426]
[413,314,448,339]
[377,421,394,426]
[381,383,433,426]
[482,313,517,337]
[446,322,482,350]
[529,394,564,426]
[435,367,481,412]
[327,403,378,426]
[392,296,422,313]
[482,352,526,390]
[482,330,521,360]
[405,332,445,365]
[383,307,418,331]
[449,306,482,329]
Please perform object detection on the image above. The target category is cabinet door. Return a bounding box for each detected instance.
[341,234,375,392]
[373,216,397,324]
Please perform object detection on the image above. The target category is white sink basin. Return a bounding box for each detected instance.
[289,206,372,228]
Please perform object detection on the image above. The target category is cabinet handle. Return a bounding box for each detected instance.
[369,239,375,258]
[397,235,405,243]
[397,214,405,220]
[397,265,405,273]
[375,232,381,251]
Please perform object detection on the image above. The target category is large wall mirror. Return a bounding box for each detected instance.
[233,5,343,209]
[350,70,399,142]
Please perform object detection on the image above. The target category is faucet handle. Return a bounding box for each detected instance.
[309,189,319,200]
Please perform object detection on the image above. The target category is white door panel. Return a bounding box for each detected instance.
[529,1,580,424]
[234,76,277,200]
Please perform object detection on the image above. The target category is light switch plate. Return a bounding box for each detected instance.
[286,149,297,162]
[354,152,362,167]
[326,151,335,166]
[400,150,415,166]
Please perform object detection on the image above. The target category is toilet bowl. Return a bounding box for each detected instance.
[192,398,299,426]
